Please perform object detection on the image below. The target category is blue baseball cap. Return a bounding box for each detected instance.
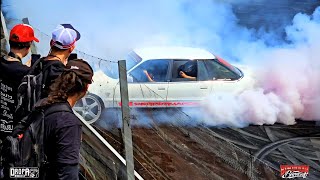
[51,24,81,49]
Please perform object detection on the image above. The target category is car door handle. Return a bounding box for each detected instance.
[158,87,166,90]
[200,86,208,89]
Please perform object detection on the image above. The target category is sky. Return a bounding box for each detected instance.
[2,0,320,127]
[4,0,316,60]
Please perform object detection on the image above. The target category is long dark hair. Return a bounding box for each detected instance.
[43,71,88,106]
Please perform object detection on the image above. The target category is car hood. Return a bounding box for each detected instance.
[89,70,118,96]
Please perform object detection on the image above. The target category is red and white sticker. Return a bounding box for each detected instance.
[280,165,309,179]
[118,101,200,107]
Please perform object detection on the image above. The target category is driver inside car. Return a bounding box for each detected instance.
[178,60,197,80]
[140,61,169,82]
[179,70,196,80]
[143,69,155,82]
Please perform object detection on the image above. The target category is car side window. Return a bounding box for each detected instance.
[171,60,197,82]
[200,60,238,80]
[129,60,169,83]
[198,61,210,81]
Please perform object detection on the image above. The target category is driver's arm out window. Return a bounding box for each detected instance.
[129,60,169,83]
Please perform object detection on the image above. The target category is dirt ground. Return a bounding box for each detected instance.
[85,110,319,180]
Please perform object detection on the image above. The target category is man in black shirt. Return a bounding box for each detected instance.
[0,24,39,139]
[13,24,81,122]
[41,24,81,98]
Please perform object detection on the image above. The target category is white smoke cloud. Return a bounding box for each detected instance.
[201,7,320,126]
[3,0,271,60]
[199,89,295,127]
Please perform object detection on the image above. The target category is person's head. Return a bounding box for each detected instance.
[49,24,81,65]
[9,24,39,58]
[45,59,93,106]
[179,60,197,77]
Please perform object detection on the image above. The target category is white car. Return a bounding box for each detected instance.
[74,47,254,124]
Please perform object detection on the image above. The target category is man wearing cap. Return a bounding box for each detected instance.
[0,24,39,139]
[41,24,81,98]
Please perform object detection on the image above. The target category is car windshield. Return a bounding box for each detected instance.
[126,51,142,70]
[216,57,242,77]
[97,52,142,80]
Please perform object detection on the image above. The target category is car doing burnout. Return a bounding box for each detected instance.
[74,47,254,124]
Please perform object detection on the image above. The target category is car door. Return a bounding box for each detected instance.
[166,60,212,107]
[114,59,170,107]
[198,59,243,95]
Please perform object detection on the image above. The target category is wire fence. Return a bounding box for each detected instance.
[4,18,192,120]
[5,18,118,69]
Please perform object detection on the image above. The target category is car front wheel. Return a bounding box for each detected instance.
[74,93,104,124]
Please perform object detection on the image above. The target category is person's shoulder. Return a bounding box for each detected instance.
[0,55,30,76]
[57,112,80,128]
[1,55,26,66]
[42,59,65,77]
[45,103,80,128]
[43,59,64,68]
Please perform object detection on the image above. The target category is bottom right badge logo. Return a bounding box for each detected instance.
[280,165,309,179]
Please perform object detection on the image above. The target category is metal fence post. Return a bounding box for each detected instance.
[118,60,134,180]
[1,10,9,55]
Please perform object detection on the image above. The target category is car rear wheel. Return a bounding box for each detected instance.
[74,93,104,124]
